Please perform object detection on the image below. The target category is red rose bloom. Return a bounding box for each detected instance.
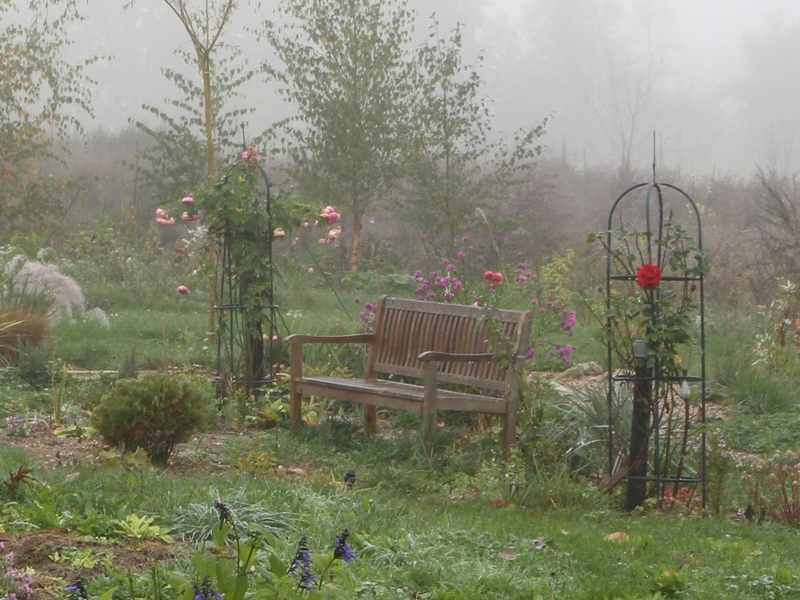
[484,271,504,288]
[636,264,662,289]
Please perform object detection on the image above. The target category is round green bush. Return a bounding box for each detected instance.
[91,373,212,465]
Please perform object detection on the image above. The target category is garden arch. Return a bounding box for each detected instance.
[212,151,280,393]
[603,175,707,511]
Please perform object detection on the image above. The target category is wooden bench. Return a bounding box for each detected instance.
[287,296,533,453]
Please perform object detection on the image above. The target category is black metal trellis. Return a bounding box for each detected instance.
[605,170,707,511]
[213,148,281,394]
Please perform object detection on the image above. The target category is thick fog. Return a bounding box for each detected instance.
[59,0,800,175]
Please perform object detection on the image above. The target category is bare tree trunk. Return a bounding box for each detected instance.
[349,210,362,271]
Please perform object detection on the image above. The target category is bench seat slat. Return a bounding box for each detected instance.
[297,376,508,415]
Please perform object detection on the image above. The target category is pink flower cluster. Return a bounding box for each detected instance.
[359,300,377,332]
[414,258,463,302]
[1,542,34,599]
[514,262,533,284]
[548,343,574,364]
[320,205,340,225]
[156,197,202,227]
[319,227,341,245]
[241,146,259,166]
[181,196,201,222]
[155,208,175,226]
[561,310,577,332]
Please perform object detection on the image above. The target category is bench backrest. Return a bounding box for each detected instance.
[366,296,533,392]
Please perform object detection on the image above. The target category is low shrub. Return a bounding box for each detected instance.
[91,373,212,465]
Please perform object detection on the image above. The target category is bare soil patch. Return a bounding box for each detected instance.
[0,424,244,596]
[0,530,189,599]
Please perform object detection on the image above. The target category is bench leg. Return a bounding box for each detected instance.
[503,395,518,458]
[290,381,303,432]
[422,361,438,447]
[363,405,377,436]
[290,342,303,432]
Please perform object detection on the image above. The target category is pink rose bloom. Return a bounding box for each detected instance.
[156,216,176,226]
[302,222,311,230]
[182,196,195,207]
[308,267,315,274]
[273,227,286,240]
[156,208,167,219]
[182,212,201,222]
[177,285,190,295]
[320,206,340,225]
[327,227,342,242]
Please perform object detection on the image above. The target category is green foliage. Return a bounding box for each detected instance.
[113,513,174,543]
[132,47,255,202]
[0,0,96,246]
[91,373,212,464]
[264,0,415,270]
[59,212,182,309]
[712,348,796,414]
[401,20,545,258]
[12,342,51,389]
[53,307,210,370]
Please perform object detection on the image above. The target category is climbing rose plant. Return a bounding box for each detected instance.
[589,218,709,378]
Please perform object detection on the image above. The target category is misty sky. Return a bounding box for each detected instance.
[58,0,800,175]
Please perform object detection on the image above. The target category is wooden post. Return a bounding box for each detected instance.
[625,362,652,511]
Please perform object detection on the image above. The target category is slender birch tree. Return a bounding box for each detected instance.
[264,0,414,271]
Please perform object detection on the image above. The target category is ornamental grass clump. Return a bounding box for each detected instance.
[91,373,212,465]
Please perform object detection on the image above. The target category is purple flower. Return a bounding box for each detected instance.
[333,529,356,563]
[457,251,465,258]
[193,575,222,600]
[539,308,547,314]
[66,579,89,599]
[289,536,317,591]
[364,302,375,312]
[524,348,536,360]
[354,297,360,304]
[561,310,577,332]
[214,500,230,524]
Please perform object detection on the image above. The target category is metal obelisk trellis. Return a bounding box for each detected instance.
[605,163,707,512]
[214,154,280,394]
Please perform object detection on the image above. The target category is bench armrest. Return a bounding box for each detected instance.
[417,351,495,362]
[286,333,376,345]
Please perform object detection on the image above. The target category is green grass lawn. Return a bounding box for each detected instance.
[2,423,800,599]
[3,286,800,598]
